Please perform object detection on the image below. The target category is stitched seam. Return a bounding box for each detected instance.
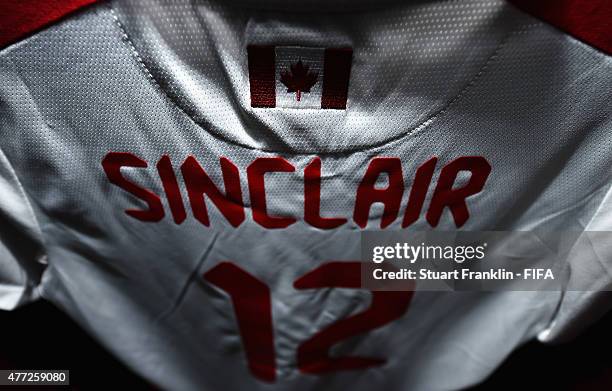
[109,7,159,91]
[538,182,612,341]
[109,4,523,157]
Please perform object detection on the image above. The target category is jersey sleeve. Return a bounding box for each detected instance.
[0,146,46,310]
[538,184,612,343]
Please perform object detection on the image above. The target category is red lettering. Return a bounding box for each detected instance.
[402,157,437,228]
[157,155,186,224]
[102,153,491,229]
[426,156,491,227]
[354,158,404,228]
[294,262,413,374]
[204,263,276,382]
[181,156,245,227]
[101,152,164,222]
[247,158,297,229]
[204,261,413,382]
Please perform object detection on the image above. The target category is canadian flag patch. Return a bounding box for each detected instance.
[247,45,353,110]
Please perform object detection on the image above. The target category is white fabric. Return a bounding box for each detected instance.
[0,145,45,310]
[0,0,611,390]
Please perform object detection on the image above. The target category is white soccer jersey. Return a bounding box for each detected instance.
[0,0,611,390]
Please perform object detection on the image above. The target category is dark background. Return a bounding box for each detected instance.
[1,300,611,390]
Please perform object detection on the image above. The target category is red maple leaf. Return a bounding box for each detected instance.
[280,60,318,102]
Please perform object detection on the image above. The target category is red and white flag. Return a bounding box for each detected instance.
[247,45,352,110]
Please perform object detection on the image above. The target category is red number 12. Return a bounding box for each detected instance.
[204,261,413,383]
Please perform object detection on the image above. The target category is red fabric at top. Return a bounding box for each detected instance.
[1,0,609,55]
[0,0,100,49]
[509,0,612,55]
